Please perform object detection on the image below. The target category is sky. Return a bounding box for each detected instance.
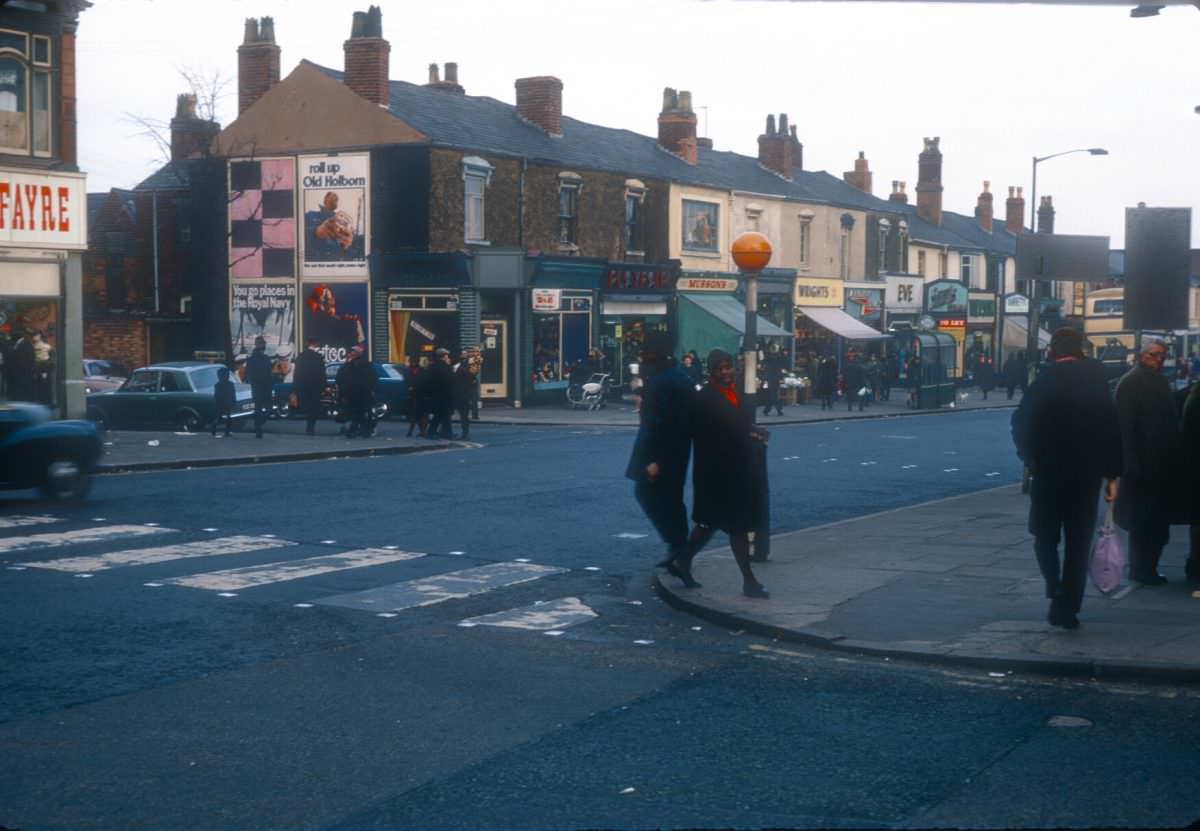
[74,0,1200,248]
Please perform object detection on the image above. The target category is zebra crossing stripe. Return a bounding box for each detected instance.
[0,524,174,555]
[459,596,596,631]
[163,548,425,592]
[316,561,568,613]
[22,535,296,574]
[0,515,60,530]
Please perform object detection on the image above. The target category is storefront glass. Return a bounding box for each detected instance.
[600,315,668,387]
[532,292,592,384]
[387,291,459,362]
[0,297,57,404]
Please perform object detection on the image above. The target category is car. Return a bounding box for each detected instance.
[86,362,255,432]
[0,401,102,500]
[273,360,405,420]
[81,359,126,394]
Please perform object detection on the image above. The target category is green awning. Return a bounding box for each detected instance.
[679,293,792,338]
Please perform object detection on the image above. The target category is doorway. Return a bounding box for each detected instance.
[479,319,507,399]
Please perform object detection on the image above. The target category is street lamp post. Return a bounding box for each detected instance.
[731,232,773,424]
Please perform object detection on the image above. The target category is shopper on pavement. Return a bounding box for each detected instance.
[760,346,787,417]
[906,354,923,408]
[976,354,996,400]
[865,354,882,404]
[669,349,769,599]
[426,347,455,439]
[453,350,473,440]
[1114,338,1182,585]
[843,352,866,412]
[347,348,377,438]
[1003,352,1024,400]
[211,366,235,437]
[1012,327,1121,629]
[245,336,273,439]
[815,356,837,411]
[405,356,428,438]
[293,337,326,436]
[681,351,704,388]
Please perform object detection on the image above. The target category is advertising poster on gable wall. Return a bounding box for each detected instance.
[299,153,369,278]
[231,282,297,379]
[301,281,369,364]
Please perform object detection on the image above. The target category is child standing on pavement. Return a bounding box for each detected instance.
[212,367,235,437]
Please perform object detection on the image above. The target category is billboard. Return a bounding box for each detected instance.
[925,280,967,315]
[301,281,369,363]
[231,282,296,361]
[1015,233,1109,283]
[229,158,296,280]
[299,154,369,277]
[1124,206,1191,331]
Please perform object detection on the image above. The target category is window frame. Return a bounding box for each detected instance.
[557,171,583,249]
[0,28,53,158]
[681,199,720,254]
[624,179,646,256]
[461,156,494,245]
[798,210,814,269]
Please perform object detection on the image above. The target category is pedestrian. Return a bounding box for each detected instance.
[452,350,473,439]
[293,336,326,436]
[426,347,455,439]
[335,352,356,436]
[843,352,866,412]
[760,346,786,417]
[348,348,377,438]
[467,346,483,420]
[1003,352,1024,399]
[865,354,882,404]
[211,366,235,437]
[815,355,837,410]
[976,354,996,401]
[7,330,35,402]
[245,335,273,439]
[906,353,923,409]
[1114,339,1182,585]
[681,351,703,388]
[668,348,768,598]
[624,332,694,576]
[1180,380,1200,583]
[31,331,53,405]
[404,356,428,437]
[1012,327,1121,629]
[881,353,897,401]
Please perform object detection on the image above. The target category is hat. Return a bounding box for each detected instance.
[254,335,266,347]
[1050,327,1083,358]
[435,347,450,357]
[707,348,733,373]
[640,331,674,360]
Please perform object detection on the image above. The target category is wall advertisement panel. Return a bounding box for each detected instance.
[231,282,296,363]
[299,154,369,278]
[229,157,297,280]
[302,281,369,363]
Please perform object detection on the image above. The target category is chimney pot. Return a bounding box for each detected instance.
[678,90,693,113]
[242,18,258,44]
[779,113,789,134]
[765,114,776,135]
[758,111,797,180]
[344,6,390,106]
[445,62,458,84]
[237,16,281,114]
[515,75,564,136]
[428,63,439,83]
[843,151,872,194]
[260,16,276,43]
[662,87,677,113]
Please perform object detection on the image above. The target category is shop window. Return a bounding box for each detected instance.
[962,254,985,289]
[557,172,582,248]
[462,156,493,244]
[532,290,592,384]
[624,179,646,255]
[0,55,28,153]
[0,29,52,158]
[682,199,718,253]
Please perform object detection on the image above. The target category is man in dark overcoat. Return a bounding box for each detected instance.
[625,332,694,570]
[1114,339,1181,585]
[426,348,455,439]
[1003,352,1025,400]
[1180,381,1200,582]
[245,336,274,439]
[347,348,377,438]
[815,356,838,411]
[843,353,866,412]
[1012,327,1121,628]
[293,337,326,436]
[760,346,787,417]
[976,354,996,400]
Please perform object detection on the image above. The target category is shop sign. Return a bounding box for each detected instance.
[968,299,996,318]
[605,264,677,292]
[532,288,561,311]
[0,168,86,250]
[885,276,922,310]
[299,153,369,278]
[845,288,884,323]
[677,276,737,292]
[937,318,967,329]
[1004,293,1030,315]
[793,277,843,307]
[925,280,968,315]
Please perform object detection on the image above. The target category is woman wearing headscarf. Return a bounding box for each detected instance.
[665,349,768,598]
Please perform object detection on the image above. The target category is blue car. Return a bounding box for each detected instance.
[274,361,406,420]
[0,402,102,500]
[86,362,255,432]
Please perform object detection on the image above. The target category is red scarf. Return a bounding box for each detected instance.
[715,383,739,408]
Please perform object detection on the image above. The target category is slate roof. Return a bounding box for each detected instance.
[307,61,1016,258]
[134,160,193,192]
[86,188,136,228]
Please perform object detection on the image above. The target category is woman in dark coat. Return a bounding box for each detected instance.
[1181,382,1200,582]
[814,356,837,411]
[666,349,768,599]
[976,354,996,400]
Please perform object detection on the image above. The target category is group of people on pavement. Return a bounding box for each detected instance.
[810,352,903,411]
[1012,329,1200,629]
[405,347,480,441]
[626,333,770,600]
[1,330,55,405]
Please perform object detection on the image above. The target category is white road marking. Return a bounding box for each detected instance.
[163,548,425,592]
[459,597,597,631]
[202,527,219,532]
[943,468,960,473]
[23,535,296,573]
[615,533,648,540]
[985,471,1001,477]
[902,464,918,469]
[633,639,655,646]
[0,515,60,530]
[316,561,568,613]
[822,457,838,463]
[860,461,877,466]
[0,525,174,555]
[584,566,601,572]
[880,435,917,440]
[293,603,313,608]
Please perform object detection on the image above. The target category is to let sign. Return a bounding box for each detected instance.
[0,168,87,250]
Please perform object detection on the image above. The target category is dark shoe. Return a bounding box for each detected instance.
[743,582,769,599]
[1048,608,1080,629]
[665,559,700,589]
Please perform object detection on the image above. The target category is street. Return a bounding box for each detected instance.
[2,411,1199,829]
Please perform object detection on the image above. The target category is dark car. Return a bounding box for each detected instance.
[273,361,405,420]
[0,402,102,500]
[86,362,255,432]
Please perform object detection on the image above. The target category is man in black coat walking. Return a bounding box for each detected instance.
[625,332,694,572]
[245,336,274,439]
[1012,327,1122,628]
[1114,339,1182,585]
[293,337,326,436]
[760,347,787,417]
[426,348,455,439]
[843,353,866,412]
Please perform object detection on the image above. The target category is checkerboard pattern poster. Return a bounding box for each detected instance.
[229,158,296,279]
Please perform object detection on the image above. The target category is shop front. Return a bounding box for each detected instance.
[792,276,844,362]
[966,293,997,376]
[527,256,605,405]
[843,281,886,358]
[884,274,923,332]
[373,252,470,368]
[0,167,87,416]
[599,261,679,389]
[925,279,968,377]
[675,275,791,362]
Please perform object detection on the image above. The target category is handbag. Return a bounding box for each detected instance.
[1088,502,1125,594]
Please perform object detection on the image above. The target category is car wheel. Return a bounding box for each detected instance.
[41,459,92,501]
[175,410,201,432]
[87,406,110,432]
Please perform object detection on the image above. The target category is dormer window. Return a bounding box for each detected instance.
[557,171,583,248]
[462,156,494,244]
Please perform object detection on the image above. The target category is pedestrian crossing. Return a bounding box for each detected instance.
[0,516,597,634]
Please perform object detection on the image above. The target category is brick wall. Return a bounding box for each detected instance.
[515,77,562,136]
[83,318,148,371]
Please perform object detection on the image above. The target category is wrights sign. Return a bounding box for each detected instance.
[0,168,87,250]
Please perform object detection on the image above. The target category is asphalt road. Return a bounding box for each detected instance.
[2,411,1199,829]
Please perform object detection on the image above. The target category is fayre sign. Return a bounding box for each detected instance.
[0,168,86,250]
[299,153,369,278]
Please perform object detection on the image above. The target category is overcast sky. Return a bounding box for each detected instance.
[75,0,1200,248]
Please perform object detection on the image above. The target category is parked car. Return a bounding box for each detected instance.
[81,359,126,394]
[0,401,102,500]
[86,362,255,432]
[273,360,405,420]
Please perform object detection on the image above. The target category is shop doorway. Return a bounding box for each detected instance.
[479,319,507,399]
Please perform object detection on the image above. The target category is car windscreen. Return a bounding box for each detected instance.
[190,365,221,390]
[122,371,159,392]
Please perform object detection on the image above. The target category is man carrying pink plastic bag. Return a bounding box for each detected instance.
[1011,328,1122,629]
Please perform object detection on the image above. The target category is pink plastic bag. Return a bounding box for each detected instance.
[1089,503,1125,594]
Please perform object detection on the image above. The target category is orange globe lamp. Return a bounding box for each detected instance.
[731,231,772,272]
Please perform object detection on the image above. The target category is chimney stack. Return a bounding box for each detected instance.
[170,93,219,161]
[425,61,464,94]
[975,180,994,233]
[843,151,872,194]
[657,87,698,165]
[1037,195,1055,234]
[915,136,944,226]
[1005,186,1025,234]
[888,181,908,204]
[758,113,799,180]
[237,16,280,115]
[344,6,390,107]
[515,76,563,136]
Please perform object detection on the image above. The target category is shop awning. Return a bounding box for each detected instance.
[796,306,889,340]
[601,299,668,316]
[681,293,791,337]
